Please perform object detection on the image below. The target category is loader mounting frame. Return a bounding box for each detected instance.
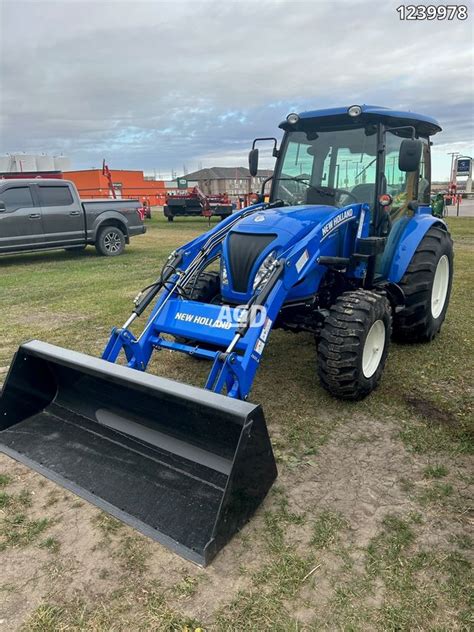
[102,201,372,400]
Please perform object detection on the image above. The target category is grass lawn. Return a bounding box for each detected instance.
[0,214,472,631]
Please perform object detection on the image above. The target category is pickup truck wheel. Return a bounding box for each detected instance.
[96,226,126,256]
[317,289,392,400]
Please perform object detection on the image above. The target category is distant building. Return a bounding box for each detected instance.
[65,169,169,205]
[182,167,273,197]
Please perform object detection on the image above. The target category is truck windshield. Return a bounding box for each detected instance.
[273,126,378,208]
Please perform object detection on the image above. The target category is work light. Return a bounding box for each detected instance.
[286,113,299,125]
[348,105,362,117]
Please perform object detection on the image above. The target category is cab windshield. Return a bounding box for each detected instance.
[273,126,378,208]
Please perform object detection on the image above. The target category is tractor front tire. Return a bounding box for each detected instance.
[186,271,221,302]
[317,290,392,400]
[393,226,453,342]
[174,271,222,352]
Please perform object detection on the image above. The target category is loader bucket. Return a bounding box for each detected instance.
[0,340,277,566]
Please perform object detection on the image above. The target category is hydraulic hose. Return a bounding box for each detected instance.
[125,201,280,332]
[133,252,183,317]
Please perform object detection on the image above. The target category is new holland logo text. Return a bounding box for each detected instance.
[175,312,233,329]
[174,305,268,329]
[321,209,354,240]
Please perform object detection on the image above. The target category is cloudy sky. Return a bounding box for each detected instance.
[1,0,473,179]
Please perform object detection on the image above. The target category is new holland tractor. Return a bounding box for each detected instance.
[0,105,453,565]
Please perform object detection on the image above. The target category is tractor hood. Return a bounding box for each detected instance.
[228,204,338,246]
[221,204,340,299]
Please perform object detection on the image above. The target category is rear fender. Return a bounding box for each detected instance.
[387,208,447,283]
[91,211,129,242]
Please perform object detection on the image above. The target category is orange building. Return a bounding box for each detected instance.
[65,169,169,206]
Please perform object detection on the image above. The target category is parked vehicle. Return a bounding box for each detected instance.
[1,105,453,567]
[164,187,232,221]
[0,179,145,257]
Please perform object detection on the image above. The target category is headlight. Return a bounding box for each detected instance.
[221,260,228,285]
[253,251,277,291]
[286,113,299,125]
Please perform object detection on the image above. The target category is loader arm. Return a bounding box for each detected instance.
[103,203,370,400]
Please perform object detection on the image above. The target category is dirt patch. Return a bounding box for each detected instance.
[405,395,458,427]
[0,450,271,630]
[285,416,421,545]
[0,415,471,629]
[0,454,138,629]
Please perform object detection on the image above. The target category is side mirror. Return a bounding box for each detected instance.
[399,138,422,172]
[249,148,259,177]
[0,201,6,212]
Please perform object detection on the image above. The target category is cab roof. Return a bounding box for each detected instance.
[279,104,442,136]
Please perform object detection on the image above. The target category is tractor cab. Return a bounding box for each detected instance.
[250,104,441,258]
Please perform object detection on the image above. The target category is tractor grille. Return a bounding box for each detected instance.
[227,232,276,293]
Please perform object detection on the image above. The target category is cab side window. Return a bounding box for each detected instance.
[385,132,410,210]
[1,187,35,212]
[38,186,74,206]
[417,139,430,204]
[384,132,421,223]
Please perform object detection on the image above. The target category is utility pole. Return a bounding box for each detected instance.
[447,152,460,183]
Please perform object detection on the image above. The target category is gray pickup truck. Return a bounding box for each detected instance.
[0,179,146,257]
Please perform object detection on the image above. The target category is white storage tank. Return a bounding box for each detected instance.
[0,155,12,172]
[54,155,71,172]
[36,154,55,171]
[12,154,37,172]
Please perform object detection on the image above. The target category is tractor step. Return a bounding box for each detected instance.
[0,341,277,566]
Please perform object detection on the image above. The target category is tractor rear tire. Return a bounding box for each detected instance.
[393,226,453,342]
[317,289,392,400]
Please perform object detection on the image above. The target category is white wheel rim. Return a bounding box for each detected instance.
[431,255,449,319]
[362,320,386,378]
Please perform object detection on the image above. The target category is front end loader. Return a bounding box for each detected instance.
[1,105,453,565]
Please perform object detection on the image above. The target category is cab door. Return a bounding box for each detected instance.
[0,184,44,253]
[36,183,84,246]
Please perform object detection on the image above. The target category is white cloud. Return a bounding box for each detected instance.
[0,0,472,180]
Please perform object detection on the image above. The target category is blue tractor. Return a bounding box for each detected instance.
[1,106,453,565]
